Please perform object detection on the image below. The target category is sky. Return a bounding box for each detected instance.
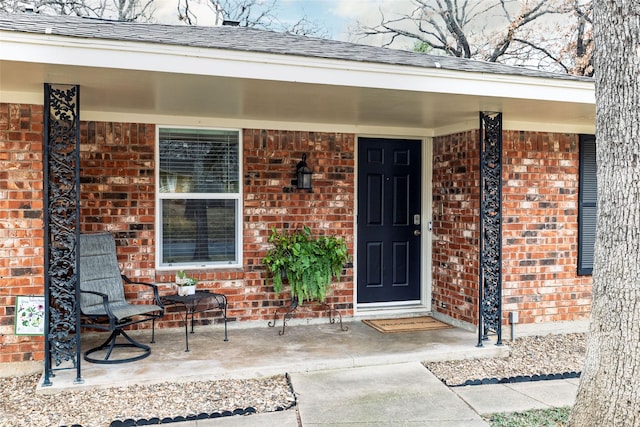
[277,0,386,40]
[153,0,414,45]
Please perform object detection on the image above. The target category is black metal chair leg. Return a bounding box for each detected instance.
[84,329,152,364]
[104,331,118,360]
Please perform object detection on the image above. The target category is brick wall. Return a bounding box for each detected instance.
[79,121,246,330]
[1,101,590,367]
[242,129,355,320]
[432,131,480,324]
[80,121,156,271]
[78,124,355,327]
[502,131,592,324]
[79,121,162,329]
[432,129,592,328]
[0,103,45,364]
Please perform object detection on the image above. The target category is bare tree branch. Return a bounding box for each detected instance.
[356,0,594,75]
[513,37,570,73]
[4,0,326,36]
[3,0,157,21]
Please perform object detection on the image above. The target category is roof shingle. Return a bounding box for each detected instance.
[0,12,592,82]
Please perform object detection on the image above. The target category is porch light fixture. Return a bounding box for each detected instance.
[296,154,313,191]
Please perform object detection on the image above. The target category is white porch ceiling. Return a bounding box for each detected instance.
[0,59,595,134]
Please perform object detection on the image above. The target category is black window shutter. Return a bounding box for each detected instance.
[578,135,597,275]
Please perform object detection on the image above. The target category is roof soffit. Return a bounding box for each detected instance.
[1,30,595,106]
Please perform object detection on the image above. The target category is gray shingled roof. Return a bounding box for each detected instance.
[0,12,591,82]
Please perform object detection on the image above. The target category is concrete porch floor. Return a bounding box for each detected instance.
[38,317,507,393]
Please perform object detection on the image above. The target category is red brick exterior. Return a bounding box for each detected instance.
[1,101,591,367]
[0,103,45,364]
[79,121,160,327]
[431,130,592,326]
[502,131,592,324]
[79,123,356,329]
[431,131,481,324]
[241,129,355,320]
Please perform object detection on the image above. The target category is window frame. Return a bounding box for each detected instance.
[578,134,596,276]
[155,125,243,270]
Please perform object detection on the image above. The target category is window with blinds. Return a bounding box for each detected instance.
[578,134,596,275]
[157,127,241,268]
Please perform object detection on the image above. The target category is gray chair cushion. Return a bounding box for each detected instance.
[82,300,162,320]
[80,233,160,320]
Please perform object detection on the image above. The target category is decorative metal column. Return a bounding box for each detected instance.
[477,112,503,347]
[42,84,83,385]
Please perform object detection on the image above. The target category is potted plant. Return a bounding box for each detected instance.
[263,226,350,304]
[176,270,198,296]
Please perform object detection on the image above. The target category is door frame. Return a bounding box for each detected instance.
[353,135,433,315]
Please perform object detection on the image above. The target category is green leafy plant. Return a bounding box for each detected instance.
[263,226,349,303]
[176,270,197,286]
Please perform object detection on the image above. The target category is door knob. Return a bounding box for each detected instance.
[414,229,421,236]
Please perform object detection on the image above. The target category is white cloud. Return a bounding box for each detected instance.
[333,0,413,20]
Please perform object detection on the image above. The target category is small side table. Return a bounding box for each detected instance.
[162,291,228,352]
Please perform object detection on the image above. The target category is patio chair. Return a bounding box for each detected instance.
[79,233,164,364]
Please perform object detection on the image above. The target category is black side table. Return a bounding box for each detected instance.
[161,291,228,352]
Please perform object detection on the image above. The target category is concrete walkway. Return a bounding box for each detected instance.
[290,362,488,426]
[171,363,578,426]
[453,376,579,416]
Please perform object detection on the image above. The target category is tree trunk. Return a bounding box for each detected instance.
[569,2,640,426]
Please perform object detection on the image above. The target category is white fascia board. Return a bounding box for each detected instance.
[0,90,41,105]
[1,31,595,105]
[502,119,595,134]
[432,119,595,137]
[79,110,594,137]
[79,109,435,136]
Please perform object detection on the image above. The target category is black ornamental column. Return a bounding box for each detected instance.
[43,84,83,386]
[478,112,503,347]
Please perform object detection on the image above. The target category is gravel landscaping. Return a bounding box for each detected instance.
[0,375,295,427]
[0,333,586,427]
[426,333,586,386]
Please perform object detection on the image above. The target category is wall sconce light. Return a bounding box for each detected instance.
[296,154,313,191]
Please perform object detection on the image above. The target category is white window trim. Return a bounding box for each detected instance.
[155,125,243,270]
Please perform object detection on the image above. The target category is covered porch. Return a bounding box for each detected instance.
[37,318,506,393]
[0,13,594,385]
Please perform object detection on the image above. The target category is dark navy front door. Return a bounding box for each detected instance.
[357,138,422,303]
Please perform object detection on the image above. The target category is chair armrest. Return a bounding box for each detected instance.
[121,275,164,308]
[80,289,117,327]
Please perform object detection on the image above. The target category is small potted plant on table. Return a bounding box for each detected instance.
[176,270,198,296]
